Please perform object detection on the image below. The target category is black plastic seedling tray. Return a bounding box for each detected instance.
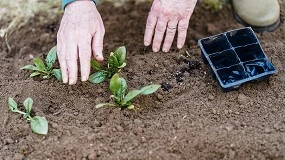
[198,27,277,91]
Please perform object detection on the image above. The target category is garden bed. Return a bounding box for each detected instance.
[0,1,285,159]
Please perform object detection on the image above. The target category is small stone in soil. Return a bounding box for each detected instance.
[161,82,172,92]
[147,70,153,75]
[208,95,214,101]
[176,71,184,83]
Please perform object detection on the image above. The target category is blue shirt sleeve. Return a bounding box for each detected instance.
[62,0,97,10]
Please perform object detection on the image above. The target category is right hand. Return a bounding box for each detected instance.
[57,1,105,85]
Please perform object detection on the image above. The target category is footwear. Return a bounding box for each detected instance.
[232,0,280,32]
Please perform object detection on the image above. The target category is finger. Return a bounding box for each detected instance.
[57,44,68,83]
[162,20,178,52]
[57,19,69,83]
[66,40,78,85]
[78,36,92,82]
[92,20,105,61]
[144,12,157,46]
[152,17,167,52]
[177,18,190,49]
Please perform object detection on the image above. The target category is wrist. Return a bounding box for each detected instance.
[62,0,97,10]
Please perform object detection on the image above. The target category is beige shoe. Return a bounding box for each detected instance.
[232,0,280,32]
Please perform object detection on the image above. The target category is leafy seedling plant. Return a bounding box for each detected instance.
[96,74,161,110]
[8,97,48,135]
[89,46,127,84]
[203,0,226,12]
[21,46,62,81]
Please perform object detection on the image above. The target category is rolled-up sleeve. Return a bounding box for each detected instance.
[62,0,97,10]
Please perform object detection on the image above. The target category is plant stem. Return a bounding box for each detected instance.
[16,110,26,115]
[27,115,33,121]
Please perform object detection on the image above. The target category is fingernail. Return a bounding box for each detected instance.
[69,79,75,85]
[153,47,159,52]
[95,54,104,61]
[177,45,183,49]
[144,41,150,46]
[162,48,168,52]
[81,76,88,82]
[62,78,68,83]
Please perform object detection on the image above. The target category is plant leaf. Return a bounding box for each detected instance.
[108,54,119,68]
[123,90,142,103]
[8,97,18,112]
[23,97,33,114]
[89,71,107,84]
[21,65,42,71]
[118,62,126,69]
[91,59,101,71]
[114,46,126,66]
[110,74,120,95]
[33,58,46,70]
[53,69,62,81]
[117,78,127,100]
[30,116,48,135]
[45,46,57,69]
[30,72,41,77]
[140,85,161,95]
[95,103,116,109]
[110,74,127,99]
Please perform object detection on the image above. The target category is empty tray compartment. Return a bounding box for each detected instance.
[226,28,258,47]
[235,44,265,62]
[209,50,240,69]
[243,59,276,77]
[217,64,249,86]
[200,34,231,54]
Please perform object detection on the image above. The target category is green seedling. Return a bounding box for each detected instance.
[203,0,226,12]
[21,46,62,81]
[96,74,161,110]
[89,46,126,84]
[8,97,48,135]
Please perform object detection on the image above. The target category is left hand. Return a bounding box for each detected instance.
[144,0,197,52]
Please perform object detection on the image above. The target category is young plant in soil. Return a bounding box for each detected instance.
[96,74,161,110]
[8,97,48,135]
[89,46,126,84]
[203,0,225,12]
[21,46,62,81]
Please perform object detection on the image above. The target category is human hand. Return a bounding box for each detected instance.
[144,0,197,52]
[57,1,105,85]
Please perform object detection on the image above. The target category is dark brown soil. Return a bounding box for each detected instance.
[1,1,285,159]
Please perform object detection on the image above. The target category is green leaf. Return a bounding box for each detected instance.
[45,46,57,69]
[123,90,142,103]
[8,97,18,112]
[91,59,101,71]
[30,72,41,77]
[108,54,119,68]
[53,69,62,81]
[140,85,161,95]
[89,71,107,84]
[117,78,127,100]
[23,97,33,114]
[118,62,126,69]
[30,116,48,135]
[110,74,120,95]
[114,46,126,66]
[95,103,116,109]
[110,74,127,99]
[21,65,42,72]
[33,58,46,70]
